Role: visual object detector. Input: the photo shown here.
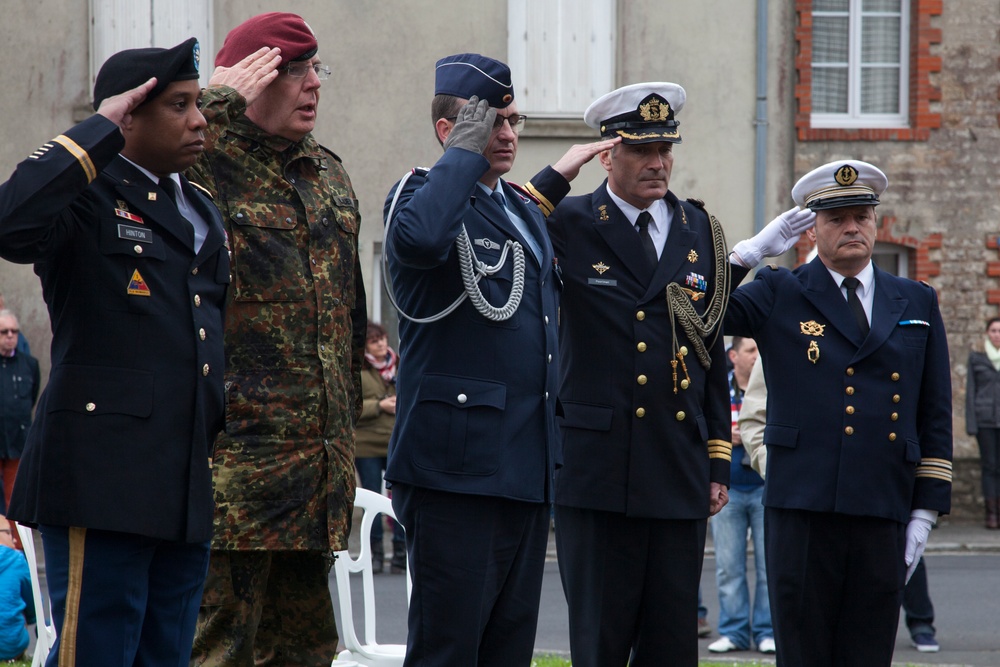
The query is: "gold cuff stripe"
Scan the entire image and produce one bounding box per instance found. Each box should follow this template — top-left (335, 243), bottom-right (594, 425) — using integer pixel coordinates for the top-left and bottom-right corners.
top-left (523, 182), bottom-right (555, 217)
top-left (60, 527), bottom-right (87, 666)
top-left (707, 439), bottom-right (733, 461)
top-left (916, 470), bottom-right (953, 482)
top-left (916, 458), bottom-right (953, 482)
top-left (52, 135), bottom-right (97, 183)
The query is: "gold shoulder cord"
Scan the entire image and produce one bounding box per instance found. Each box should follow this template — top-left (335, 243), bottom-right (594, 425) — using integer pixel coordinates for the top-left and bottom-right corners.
top-left (665, 208), bottom-right (731, 393)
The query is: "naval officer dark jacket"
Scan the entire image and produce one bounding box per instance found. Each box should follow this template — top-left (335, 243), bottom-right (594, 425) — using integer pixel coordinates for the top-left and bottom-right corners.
top-left (529, 168), bottom-right (731, 518)
top-left (383, 147), bottom-right (559, 502)
top-left (724, 258), bottom-right (952, 523)
top-left (0, 115), bottom-right (229, 543)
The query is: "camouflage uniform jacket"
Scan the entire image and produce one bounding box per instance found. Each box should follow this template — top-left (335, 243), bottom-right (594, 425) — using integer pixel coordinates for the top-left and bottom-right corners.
top-left (188, 86), bottom-right (366, 551)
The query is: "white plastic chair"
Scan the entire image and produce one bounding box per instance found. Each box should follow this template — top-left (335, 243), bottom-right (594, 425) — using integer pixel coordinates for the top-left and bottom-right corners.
top-left (15, 523), bottom-right (56, 667)
top-left (332, 488), bottom-right (409, 666)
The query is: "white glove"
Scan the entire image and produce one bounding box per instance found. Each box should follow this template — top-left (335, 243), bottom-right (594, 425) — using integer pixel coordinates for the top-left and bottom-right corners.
top-left (731, 206), bottom-right (816, 268)
top-left (904, 510), bottom-right (937, 583)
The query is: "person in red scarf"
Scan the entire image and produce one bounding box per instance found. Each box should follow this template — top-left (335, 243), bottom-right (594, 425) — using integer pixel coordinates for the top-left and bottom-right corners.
top-left (355, 321), bottom-right (405, 573)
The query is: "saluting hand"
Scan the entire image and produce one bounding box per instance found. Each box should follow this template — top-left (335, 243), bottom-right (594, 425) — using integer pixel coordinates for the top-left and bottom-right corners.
top-left (209, 46), bottom-right (282, 108)
top-left (443, 96), bottom-right (496, 155)
top-left (97, 77), bottom-right (158, 128)
top-left (551, 136), bottom-right (621, 182)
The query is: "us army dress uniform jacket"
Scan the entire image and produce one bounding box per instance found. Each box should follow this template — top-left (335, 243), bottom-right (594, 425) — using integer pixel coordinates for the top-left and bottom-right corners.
top-left (0, 115), bottom-right (229, 543)
top-left (724, 259), bottom-right (952, 523)
top-left (530, 169), bottom-right (731, 518)
top-left (383, 147), bottom-right (560, 502)
top-left (190, 87), bottom-right (366, 551)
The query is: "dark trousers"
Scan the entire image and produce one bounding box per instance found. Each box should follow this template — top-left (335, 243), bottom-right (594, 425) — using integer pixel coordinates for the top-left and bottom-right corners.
top-left (903, 557), bottom-right (935, 637)
top-left (40, 524), bottom-right (209, 667)
top-left (554, 504), bottom-right (707, 667)
top-left (765, 508), bottom-right (906, 667)
top-left (392, 484), bottom-right (549, 667)
top-left (975, 427), bottom-right (1000, 498)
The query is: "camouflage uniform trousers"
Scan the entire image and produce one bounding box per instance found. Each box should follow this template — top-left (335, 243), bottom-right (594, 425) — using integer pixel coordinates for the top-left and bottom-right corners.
top-left (190, 549), bottom-right (338, 666)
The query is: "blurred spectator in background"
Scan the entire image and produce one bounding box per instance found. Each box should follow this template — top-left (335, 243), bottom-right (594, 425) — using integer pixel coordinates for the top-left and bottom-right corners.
top-left (355, 321), bottom-right (406, 574)
top-left (0, 310), bottom-right (39, 549)
top-left (0, 522), bottom-right (33, 660)
top-left (966, 316), bottom-right (1000, 529)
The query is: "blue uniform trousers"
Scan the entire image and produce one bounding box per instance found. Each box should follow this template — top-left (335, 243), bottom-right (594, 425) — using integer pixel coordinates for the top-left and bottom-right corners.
top-left (555, 504), bottom-right (707, 667)
top-left (41, 525), bottom-right (209, 667)
top-left (764, 508), bottom-right (905, 667)
top-left (392, 484), bottom-right (549, 667)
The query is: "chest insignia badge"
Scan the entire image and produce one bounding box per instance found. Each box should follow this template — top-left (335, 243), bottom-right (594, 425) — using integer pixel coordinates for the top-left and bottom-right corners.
top-left (147, 192), bottom-right (158, 201)
top-left (687, 249), bottom-right (698, 263)
top-left (800, 320), bottom-right (826, 336)
top-left (808, 340), bottom-right (820, 364)
top-left (127, 269), bottom-right (151, 297)
top-left (592, 261), bottom-right (610, 275)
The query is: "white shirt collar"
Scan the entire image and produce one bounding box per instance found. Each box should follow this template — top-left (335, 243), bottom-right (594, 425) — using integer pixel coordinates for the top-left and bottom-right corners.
top-left (826, 260), bottom-right (875, 297)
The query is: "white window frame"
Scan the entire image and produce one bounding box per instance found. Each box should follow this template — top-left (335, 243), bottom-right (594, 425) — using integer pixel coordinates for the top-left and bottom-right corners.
top-left (872, 241), bottom-right (910, 278)
top-left (507, 0), bottom-right (616, 117)
top-left (89, 0), bottom-right (214, 96)
top-left (810, 0), bottom-right (910, 129)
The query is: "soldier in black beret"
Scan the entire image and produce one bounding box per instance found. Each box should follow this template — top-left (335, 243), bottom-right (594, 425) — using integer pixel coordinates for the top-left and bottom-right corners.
top-left (0, 38), bottom-right (229, 666)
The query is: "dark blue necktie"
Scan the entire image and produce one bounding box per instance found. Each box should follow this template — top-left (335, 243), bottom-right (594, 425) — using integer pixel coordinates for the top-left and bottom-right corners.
top-left (636, 211), bottom-right (658, 268)
top-left (842, 276), bottom-right (869, 337)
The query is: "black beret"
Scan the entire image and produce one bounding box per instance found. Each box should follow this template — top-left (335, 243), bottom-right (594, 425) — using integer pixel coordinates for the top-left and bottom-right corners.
top-left (435, 53), bottom-right (514, 109)
top-left (92, 37), bottom-right (201, 111)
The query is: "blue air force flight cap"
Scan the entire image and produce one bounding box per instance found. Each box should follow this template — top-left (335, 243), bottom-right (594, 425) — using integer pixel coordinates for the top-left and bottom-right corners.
top-left (93, 37), bottom-right (201, 110)
top-left (435, 53), bottom-right (515, 109)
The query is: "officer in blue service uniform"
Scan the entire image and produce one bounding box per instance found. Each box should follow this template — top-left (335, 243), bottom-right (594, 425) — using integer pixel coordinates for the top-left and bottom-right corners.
top-left (724, 160), bottom-right (952, 667)
top-left (383, 53), bottom-right (614, 667)
top-left (0, 39), bottom-right (228, 666)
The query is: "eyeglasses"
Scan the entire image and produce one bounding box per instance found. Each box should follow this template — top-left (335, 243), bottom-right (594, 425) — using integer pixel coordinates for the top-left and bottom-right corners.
top-left (282, 62), bottom-right (331, 81)
top-left (0, 329), bottom-right (18, 336)
top-left (446, 113), bottom-right (527, 135)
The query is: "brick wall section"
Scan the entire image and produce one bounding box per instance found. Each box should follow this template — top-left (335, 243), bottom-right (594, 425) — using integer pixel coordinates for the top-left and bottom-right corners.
top-left (789, 1), bottom-right (1000, 518)
top-left (794, 0), bottom-right (943, 142)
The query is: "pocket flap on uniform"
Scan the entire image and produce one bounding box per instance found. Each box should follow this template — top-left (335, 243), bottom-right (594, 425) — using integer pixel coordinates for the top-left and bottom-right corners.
top-left (764, 423), bottom-right (799, 449)
top-left (905, 438), bottom-right (921, 463)
top-left (230, 204), bottom-right (298, 230)
top-left (418, 374), bottom-right (506, 410)
top-left (559, 401), bottom-right (613, 432)
top-left (45, 365), bottom-right (153, 417)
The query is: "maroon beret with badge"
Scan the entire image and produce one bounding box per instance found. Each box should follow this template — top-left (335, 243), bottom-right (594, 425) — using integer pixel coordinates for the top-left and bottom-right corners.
top-left (215, 12), bottom-right (318, 68)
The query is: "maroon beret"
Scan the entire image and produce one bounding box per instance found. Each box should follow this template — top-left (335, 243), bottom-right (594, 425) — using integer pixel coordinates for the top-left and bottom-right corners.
top-left (215, 12), bottom-right (318, 68)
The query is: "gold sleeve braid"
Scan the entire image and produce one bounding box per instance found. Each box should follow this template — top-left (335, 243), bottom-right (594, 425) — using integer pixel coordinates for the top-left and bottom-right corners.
top-left (51, 135), bottom-right (98, 184)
